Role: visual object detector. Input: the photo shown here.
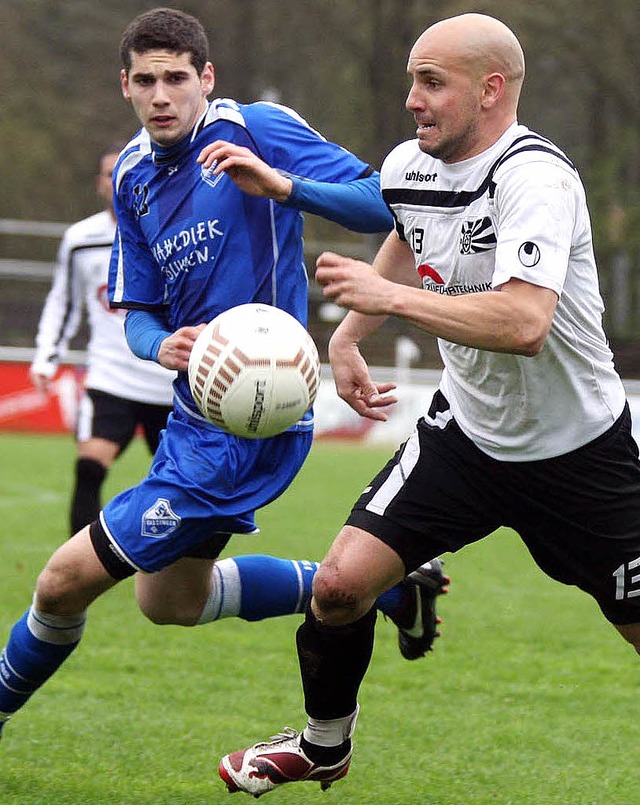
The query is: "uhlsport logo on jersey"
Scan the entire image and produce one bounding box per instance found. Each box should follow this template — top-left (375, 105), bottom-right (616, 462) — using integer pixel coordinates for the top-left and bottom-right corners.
top-left (417, 263), bottom-right (445, 290)
top-left (459, 217), bottom-right (496, 255)
top-left (141, 498), bottom-right (181, 538)
top-left (405, 169), bottom-right (438, 183)
top-left (518, 241), bottom-right (541, 267)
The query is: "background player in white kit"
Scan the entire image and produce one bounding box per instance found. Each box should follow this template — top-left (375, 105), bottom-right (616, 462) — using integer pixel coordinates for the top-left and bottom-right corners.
top-left (30, 143), bottom-right (176, 534)
top-left (219, 12), bottom-right (640, 798)
top-left (30, 144), bottom-right (175, 535)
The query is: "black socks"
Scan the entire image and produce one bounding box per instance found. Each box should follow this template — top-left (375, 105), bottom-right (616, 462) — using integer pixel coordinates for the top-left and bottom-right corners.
top-left (296, 604), bottom-right (376, 720)
top-left (70, 457), bottom-right (107, 535)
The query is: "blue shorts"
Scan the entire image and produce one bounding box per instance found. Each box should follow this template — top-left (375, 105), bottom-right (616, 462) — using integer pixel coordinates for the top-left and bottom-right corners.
top-left (99, 401), bottom-right (313, 573)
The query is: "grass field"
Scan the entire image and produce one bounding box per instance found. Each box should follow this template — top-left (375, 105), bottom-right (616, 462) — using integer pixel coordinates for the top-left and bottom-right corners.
top-left (0, 432), bottom-right (638, 805)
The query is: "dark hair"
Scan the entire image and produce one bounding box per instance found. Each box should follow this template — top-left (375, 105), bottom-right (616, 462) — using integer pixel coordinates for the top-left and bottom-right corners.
top-left (119, 7), bottom-right (209, 75)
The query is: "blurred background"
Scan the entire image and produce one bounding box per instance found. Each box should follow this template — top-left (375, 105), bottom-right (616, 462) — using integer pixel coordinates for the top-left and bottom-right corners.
top-left (2, 0), bottom-right (640, 374)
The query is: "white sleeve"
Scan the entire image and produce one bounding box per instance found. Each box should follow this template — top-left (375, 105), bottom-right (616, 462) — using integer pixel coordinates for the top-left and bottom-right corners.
top-left (491, 159), bottom-right (579, 295)
top-left (30, 229), bottom-right (84, 378)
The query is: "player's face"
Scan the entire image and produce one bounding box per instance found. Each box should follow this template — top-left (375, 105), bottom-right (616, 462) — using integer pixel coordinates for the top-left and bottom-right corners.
top-left (121, 50), bottom-right (215, 146)
top-left (405, 39), bottom-right (485, 163)
top-left (96, 153), bottom-right (118, 210)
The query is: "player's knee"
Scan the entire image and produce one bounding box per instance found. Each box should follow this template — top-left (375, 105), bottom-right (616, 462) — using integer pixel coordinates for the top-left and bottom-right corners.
top-left (311, 563), bottom-right (371, 623)
top-left (136, 593), bottom-right (199, 626)
top-left (36, 563), bottom-right (81, 614)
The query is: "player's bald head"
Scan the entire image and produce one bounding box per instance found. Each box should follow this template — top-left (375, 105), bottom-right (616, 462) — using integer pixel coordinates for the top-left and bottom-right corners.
top-left (410, 14), bottom-right (525, 101)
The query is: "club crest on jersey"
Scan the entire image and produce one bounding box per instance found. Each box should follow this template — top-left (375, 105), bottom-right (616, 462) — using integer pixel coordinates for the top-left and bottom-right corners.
top-left (200, 162), bottom-right (225, 189)
top-left (459, 217), bottom-right (496, 255)
top-left (141, 498), bottom-right (181, 538)
top-left (132, 183), bottom-right (150, 220)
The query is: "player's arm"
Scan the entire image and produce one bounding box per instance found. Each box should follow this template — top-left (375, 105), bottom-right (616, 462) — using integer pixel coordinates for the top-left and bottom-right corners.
top-left (30, 230), bottom-right (84, 392)
top-left (284, 171), bottom-right (392, 233)
top-left (317, 234), bottom-right (558, 356)
top-left (124, 310), bottom-right (205, 372)
top-left (110, 176), bottom-right (204, 372)
top-left (110, 188), bottom-right (204, 372)
top-left (197, 141), bottom-right (393, 233)
top-left (321, 232), bottom-right (418, 419)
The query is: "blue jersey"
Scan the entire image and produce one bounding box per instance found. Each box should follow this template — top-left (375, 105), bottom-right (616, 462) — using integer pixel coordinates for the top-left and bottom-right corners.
top-left (109, 98), bottom-right (372, 405)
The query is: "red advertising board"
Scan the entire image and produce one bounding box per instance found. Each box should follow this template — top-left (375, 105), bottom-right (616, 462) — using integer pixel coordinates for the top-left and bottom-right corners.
top-left (0, 362), bottom-right (83, 433)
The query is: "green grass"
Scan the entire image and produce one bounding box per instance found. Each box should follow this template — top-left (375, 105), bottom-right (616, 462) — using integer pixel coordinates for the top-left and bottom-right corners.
top-left (0, 432), bottom-right (637, 804)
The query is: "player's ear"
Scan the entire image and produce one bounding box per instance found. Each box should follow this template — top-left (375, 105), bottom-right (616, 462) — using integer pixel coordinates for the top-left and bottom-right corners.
top-left (121, 69), bottom-right (131, 101)
top-left (201, 62), bottom-right (215, 96)
top-left (481, 72), bottom-right (505, 108)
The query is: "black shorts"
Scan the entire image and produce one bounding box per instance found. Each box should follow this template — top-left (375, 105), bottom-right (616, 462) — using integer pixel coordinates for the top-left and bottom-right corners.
top-left (347, 390), bottom-right (640, 625)
top-left (76, 389), bottom-right (173, 455)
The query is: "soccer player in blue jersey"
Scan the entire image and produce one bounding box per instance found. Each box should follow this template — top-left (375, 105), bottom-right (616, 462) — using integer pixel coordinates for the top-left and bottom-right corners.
top-left (0, 7), bottom-right (447, 744)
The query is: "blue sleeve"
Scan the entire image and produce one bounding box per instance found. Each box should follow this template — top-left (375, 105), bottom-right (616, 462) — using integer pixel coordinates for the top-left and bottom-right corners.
top-left (283, 172), bottom-right (393, 233)
top-left (246, 102), bottom-right (373, 186)
top-left (124, 309), bottom-right (172, 362)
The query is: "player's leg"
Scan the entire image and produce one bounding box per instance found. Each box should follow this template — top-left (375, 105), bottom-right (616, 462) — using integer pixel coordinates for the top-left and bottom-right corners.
top-left (218, 405), bottom-right (498, 796)
top-left (512, 402), bottom-right (640, 657)
top-left (0, 526), bottom-right (120, 737)
top-left (218, 525), bottom-right (403, 797)
top-left (132, 404), bottom-right (445, 635)
top-left (71, 390), bottom-right (137, 535)
top-left (297, 526), bottom-right (404, 756)
top-left (137, 401), bottom-right (173, 454)
top-left (134, 418), bottom-right (323, 626)
top-left (71, 440), bottom-right (118, 534)
top-left (136, 551), bottom-right (320, 626)
top-left (135, 541), bottom-right (446, 638)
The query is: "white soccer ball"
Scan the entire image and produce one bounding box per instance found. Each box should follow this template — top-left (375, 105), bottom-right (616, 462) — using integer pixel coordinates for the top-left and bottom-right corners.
top-left (188, 303), bottom-right (321, 438)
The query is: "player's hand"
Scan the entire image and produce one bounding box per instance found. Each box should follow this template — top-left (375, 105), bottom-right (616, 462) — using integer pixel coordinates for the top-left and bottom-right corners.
top-left (30, 370), bottom-right (52, 394)
top-left (196, 141), bottom-right (293, 202)
top-left (157, 325), bottom-right (206, 371)
top-left (328, 335), bottom-right (397, 421)
top-left (316, 252), bottom-right (395, 316)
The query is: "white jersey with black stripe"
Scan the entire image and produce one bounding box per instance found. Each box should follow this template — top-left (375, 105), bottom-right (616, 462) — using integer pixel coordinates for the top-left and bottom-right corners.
top-left (381, 122), bottom-right (625, 460)
top-left (31, 210), bottom-right (175, 405)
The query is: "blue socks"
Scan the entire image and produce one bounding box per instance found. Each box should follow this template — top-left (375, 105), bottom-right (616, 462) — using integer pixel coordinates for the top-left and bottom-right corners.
top-left (0, 556), bottom-right (408, 734)
top-left (197, 554), bottom-right (406, 623)
top-left (0, 605), bottom-right (86, 725)
top-left (199, 555), bottom-right (320, 622)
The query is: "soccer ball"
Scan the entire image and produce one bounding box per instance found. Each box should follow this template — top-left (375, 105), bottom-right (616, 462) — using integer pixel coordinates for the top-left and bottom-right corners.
top-left (188, 303), bottom-right (321, 438)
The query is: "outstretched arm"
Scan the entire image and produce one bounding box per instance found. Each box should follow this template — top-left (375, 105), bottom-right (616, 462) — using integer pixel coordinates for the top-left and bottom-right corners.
top-left (317, 233), bottom-right (559, 356)
top-left (319, 233), bottom-right (416, 419)
top-left (197, 141), bottom-right (393, 233)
